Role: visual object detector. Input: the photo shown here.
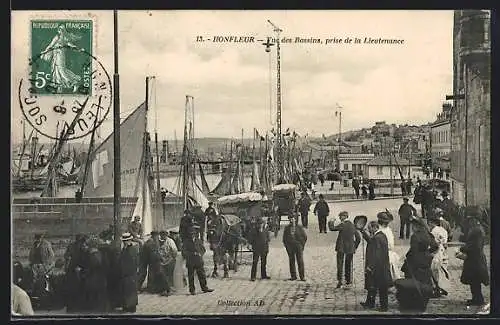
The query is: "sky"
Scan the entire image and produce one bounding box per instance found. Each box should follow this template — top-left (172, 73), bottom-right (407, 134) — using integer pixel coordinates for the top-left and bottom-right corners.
top-left (11, 10), bottom-right (454, 144)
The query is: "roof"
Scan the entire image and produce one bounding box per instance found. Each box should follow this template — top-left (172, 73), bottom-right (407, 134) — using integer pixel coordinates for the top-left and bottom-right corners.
top-left (366, 156), bottom-right (412, 166)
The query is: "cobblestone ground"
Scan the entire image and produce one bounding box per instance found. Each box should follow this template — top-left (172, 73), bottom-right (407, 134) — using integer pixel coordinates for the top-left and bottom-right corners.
top-left (135, 198), bottom-right (491, 316)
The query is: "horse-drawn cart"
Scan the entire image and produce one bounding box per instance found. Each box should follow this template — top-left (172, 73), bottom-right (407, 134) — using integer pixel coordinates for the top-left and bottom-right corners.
top-left (270, 184), bottom-right (297, 236)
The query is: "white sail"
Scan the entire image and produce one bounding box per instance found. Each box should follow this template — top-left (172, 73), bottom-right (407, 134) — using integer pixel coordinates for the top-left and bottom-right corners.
top-left (132, 173), bottom-right (153, 236)
top-left (190, 177), bottom-right (210, 211)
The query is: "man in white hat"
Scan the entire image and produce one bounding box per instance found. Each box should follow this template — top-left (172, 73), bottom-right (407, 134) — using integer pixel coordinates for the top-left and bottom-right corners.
top-left (119, 233), bottom-right (139, 313)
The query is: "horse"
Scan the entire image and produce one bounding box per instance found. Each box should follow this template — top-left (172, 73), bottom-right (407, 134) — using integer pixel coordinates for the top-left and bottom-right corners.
top-left (207, 216), bottom-right (244, 278)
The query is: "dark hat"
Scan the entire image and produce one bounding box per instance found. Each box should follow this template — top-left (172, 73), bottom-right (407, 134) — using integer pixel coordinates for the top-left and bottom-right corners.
top-left (159, 230), bottom-right (168, 237)
top-left (403, 197), bottom-right (409, 201)
top-left (150, 231), bottom-right (159, 236)
top-left (208, 201), bottom-right (214, 205)
top-left (353, 215), bottom-right (368, 230)
top-left (441, 191), bottom-right (448, 197)
top-left (318, 194), bottom-right (324, 199)
top-left (377, 212), bottom-right (392, 223)
top-left (339, 211), bottom-right (349, 218)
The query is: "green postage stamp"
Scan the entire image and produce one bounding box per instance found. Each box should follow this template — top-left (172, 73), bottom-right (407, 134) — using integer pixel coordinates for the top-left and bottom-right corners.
top-left (31, 20), bottom-right (93, 95)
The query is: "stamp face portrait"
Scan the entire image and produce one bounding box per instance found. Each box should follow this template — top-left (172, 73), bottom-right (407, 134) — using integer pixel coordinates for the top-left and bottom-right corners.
top-left (30, 20), bottom-right (93, 96)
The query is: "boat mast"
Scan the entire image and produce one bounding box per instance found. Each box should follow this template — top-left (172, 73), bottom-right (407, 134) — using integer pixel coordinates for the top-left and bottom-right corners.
top-left (113, 9), bottom-right (121, 245)
top-left (151, 76), bottom-right (162, 224)
top-left (80, 110), bottom-right (99, 196)
top-left (268, 20), bottom-right (283, 184)
top-left (181, 95), bottom-right (190, 210)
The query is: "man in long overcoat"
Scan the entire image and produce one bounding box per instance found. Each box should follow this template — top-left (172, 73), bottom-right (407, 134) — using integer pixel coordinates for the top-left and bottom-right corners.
top-left (331, 211), bottom-right (361, 288)
top-left (81, 236), bottom-right (109, 313)
top-left (282, 214), bottom-right (307, 281)
top-left (119, 233), bottom-right (139, 313)
top-left (29, 233), bottom-right (55, 277)
top-left (182, 225), bottom-right (214, 295)
top-left (359, 220), bottom-right (392, 311)
top-left (459, 215), bottom-right (489, 306)
top-left (137, 231), bottom-right (160, 292)
top-left (249, 217), bottom-right (271, 281)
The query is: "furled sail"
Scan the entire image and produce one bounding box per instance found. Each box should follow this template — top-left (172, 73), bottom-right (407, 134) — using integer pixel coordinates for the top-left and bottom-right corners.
top-left (83, 102), bottom-right (146, 197)
top-left (212, 164), bottom-right (232, 195)
top-left (231, 161), bottom-right (242, 194)
top-left (250, 160), bottom-right (261, 191)
top-left (198, 162), bottom-right (211, 194)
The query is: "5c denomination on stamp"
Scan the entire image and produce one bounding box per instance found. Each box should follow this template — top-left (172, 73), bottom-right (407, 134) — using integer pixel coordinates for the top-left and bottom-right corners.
top-left (31, 20), bottom-right (93, 96)
top-left (20, 43), bottom-right (112, 141)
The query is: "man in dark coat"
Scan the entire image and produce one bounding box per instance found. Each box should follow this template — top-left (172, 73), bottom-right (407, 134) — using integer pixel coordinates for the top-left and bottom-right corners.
top-left (137, 231), bottom-right (160, 292)
top-left (249, 217), bottom-right (271, 281)
top-left (313, 194), bottom-right (329, 233)
top-left (331, 211), bottom-right (361, 288)
top-left (128, 216), bottom-right (143, 241)
top-left (204, 202), bottom-right (218, 232)
top-left (182, 225), bottom-right (214, 295)
top-left (421, 186), bottom-right (435, 219)
top-left (180, 210), bottom-right (194, 244)
top-left (459, 215), bottom-right (490, 306)
top-left (119, 233), bottom-right (139, 313)
top-left (405, 178), bottom-right (413, 196)
top-left (282, 214), bottom-right (307, 281)
top-left (399, 215), bottom-right (438, 312)
top-left (398, 197), bottom-right (417, 239)
top-left (81, 236), bottom-right (109, 313)
top-left (297, 191), bottom-right (311, 228)
top-left (191, 205), bottom-right (207, 243)
top-left (352, 178), bottom-right (360, 198)
top-left (368, 180), bottom-right (375, 200)
top-left (359, 220), bottom-right (392, 311)
top-left (64, 234), bottom-right (87, 313)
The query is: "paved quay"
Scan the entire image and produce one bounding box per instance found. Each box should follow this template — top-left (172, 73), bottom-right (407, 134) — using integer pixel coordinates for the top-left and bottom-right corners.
top-left (135, 198), bottom-right (490, 316)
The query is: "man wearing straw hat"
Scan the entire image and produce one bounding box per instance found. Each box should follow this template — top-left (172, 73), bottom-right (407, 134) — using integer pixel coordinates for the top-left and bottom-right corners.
top-left (119, 232), bottom-right (139, 313)
top-left (331, 211), bottom-right (361, 289)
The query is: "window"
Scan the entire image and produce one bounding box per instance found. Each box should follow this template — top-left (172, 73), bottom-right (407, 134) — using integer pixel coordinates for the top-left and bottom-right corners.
top-left (344, 163), bottom-right (349, 171)
top-left (377, 166), bottom-right (383, 175)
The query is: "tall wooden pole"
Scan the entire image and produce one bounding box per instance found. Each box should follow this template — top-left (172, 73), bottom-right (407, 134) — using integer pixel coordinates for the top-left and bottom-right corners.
top-left (113, 10), bottom-right (121, 245)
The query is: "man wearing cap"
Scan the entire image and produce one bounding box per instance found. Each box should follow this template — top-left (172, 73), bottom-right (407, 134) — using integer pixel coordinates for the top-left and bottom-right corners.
top-left (331, 211), bottom-right (361, 288)
top-left (249, 217), bottom-right (271, 281)
top-left (297, 191), bottom-right (311, 228)
top-left (119, 233), bottom-right (139, 313)
top-left (398, 197), bottom-right (417, 240)
top-left (313, 194), bottom-right (329, 233)
top-left (182, 225), bottom-right (214, 295)
top-left (157, 231), bottom-right (178, 296)
top-left (283, 213), bottom-right (307, 281)
top-left (137, 231), bottom-right (160, 292)
top-left (205, 202), bottom-right (218, 230)
top-left (28, 233), bottom-right (55, 294)
top-left (128, 216), bottom-right (143, 239)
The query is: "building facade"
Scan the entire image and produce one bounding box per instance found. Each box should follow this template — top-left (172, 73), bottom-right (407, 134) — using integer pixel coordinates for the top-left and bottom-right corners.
top-left (450, 10), bottom-right (490, 207)
top-left (338, 153), bottom-right (375, 177)
top-left (430, 103), bottom-right (452, 158)
top-left (363, 156), bottom-right (419, 181)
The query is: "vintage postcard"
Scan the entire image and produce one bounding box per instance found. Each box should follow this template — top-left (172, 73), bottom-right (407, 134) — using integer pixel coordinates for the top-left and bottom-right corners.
top-left (11, 10), bottom-right (491, 317)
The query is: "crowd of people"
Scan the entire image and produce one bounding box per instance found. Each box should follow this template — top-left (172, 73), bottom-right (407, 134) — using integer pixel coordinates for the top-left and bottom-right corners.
top-left (13, 185), bottom-right (489, 315)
